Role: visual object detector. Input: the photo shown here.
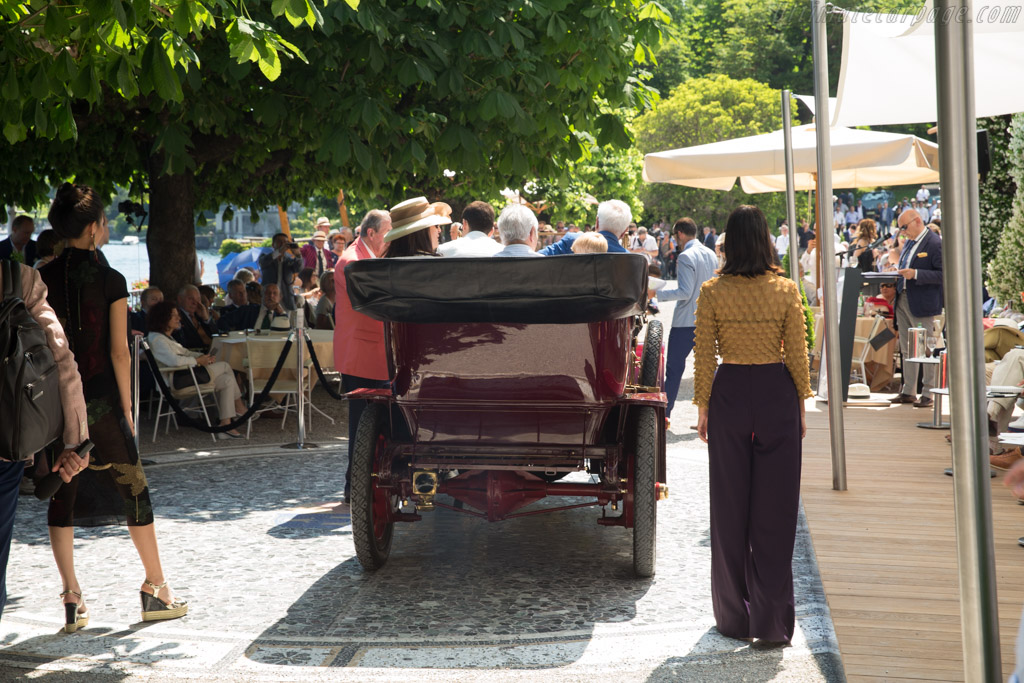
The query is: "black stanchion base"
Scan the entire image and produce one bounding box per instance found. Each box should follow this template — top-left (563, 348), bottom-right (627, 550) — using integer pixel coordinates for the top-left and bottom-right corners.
top-left (281, 442), bottom-right (320, 450)
top-left (918, 422), bottom-right (951, 429)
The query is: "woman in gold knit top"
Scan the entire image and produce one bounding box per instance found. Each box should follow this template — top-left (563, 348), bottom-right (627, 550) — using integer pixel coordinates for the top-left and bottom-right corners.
top-left (693, 205), bottom-right (813, 648)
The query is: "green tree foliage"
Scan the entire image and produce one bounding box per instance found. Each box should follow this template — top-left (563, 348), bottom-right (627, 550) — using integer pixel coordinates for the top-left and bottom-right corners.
top-left (646, 36), bottom-right (691, 97)
top-left (987, 114), bottom-right (1024, 307)
top-left (668, 0), bottom-right (921, 94)
top-left (979, 115), bottom-right (1016, 271)
top-left (0, 0), bottom-right (669, 296)
top-left (634, 75), bottom-right (792, 227)
top-left (218, 238), bottom-right (247, 258)
top-left (519, 143), bottom-right (645, 225)
top-left (781, 249), bottom-right (815, 350)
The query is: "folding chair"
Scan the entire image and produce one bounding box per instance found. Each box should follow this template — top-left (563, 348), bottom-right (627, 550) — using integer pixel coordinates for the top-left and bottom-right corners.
top-left (851, 315), bottom-right (886, 385)
top-left (152, 364), bottom-right (218, 443)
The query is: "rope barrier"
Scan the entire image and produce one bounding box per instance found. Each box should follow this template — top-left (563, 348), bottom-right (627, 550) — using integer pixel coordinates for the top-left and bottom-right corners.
top-left (141, 336), bottom-right (295, 433)
top-left (303, 333), bottom-right (347, 401)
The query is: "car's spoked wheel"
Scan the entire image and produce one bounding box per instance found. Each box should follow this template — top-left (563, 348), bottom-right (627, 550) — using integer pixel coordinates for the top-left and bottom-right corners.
top-left (630, 406), bottom-right (658, 578)
top-left (351, 403), bottom-right (399, 570)
top-left (639, 319), bottom-right (663, 388)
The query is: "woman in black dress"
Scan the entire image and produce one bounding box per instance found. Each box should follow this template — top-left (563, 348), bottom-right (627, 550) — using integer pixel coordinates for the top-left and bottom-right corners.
top-left (41, 183), bottom-right (187, 632)
top-left (851, 218), bottom-right (878, 272)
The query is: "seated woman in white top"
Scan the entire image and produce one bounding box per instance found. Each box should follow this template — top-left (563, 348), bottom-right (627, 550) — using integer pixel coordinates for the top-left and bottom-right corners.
top-left (146, 300), bottom-right (245, 439)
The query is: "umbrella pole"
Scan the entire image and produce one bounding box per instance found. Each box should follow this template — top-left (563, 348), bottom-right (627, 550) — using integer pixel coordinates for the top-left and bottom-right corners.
top-left (814, 175), bottom-right (821, 304)
top-left (812, 0), bottom-right (848, 491)
top-left (782, 89), bottom-right (800, 283)
top-left (277, 205), bottom-right (291, 239)
top-left (934, 1), bottom-right (1001, 678)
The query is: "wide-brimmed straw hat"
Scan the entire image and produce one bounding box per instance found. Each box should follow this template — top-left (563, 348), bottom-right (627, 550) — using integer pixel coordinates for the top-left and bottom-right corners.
top-left (311, 231), bottom-right (327, 241)
top-left (385, 197), bottom-right (452, 243)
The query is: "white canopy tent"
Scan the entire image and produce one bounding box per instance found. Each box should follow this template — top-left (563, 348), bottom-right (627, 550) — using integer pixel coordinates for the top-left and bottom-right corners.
top-left (831, 0), bottom-right (1024, 127)
top-left (642, 124), bottom-right (939, 192)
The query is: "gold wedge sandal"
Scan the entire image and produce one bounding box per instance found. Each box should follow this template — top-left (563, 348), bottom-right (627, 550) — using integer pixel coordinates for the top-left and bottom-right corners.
top-left (140, 580), bottom-right (188, 622)
top-left (60, 590), bottom-right (88, 633)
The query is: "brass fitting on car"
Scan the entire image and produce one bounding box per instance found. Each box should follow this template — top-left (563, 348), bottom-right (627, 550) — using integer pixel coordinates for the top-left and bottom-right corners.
top-left (656, 483), bottom-right (669, 501)
top-left (413, 471), bottom-right (438, 511)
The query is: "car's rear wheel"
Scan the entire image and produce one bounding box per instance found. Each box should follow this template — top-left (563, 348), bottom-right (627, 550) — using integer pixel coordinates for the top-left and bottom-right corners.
top-left (351, 403), bottom-right (399, 571)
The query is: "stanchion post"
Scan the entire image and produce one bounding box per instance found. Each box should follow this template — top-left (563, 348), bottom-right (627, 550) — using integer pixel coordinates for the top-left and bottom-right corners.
top-left (811, 0), bottom-right (847, 491)
top-left (282, 309), bottom-right (318, 450)
top-left (132, 332), bottom-right (141, 451)
top-left (934, 0), bottom-right (1001, 678)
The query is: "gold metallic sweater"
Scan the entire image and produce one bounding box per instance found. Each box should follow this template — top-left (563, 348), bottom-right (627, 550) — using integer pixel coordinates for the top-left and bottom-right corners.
top-left (692, 272), bottom-right (814, 408)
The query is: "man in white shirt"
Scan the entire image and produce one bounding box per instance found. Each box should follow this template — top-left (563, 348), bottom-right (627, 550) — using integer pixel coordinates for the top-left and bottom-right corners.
top-left (833, 206), bottom-right (845, 230)
top-left (916, 185), bottom-right (930, 202)
top-left (493, 204), bottom-right (543, 257)
top-left (437, 201), bottom-right (502, 257)
top-left (775, 224), bottom-right (790, 257)
top-left (629, 226), bottom-right (658, 262)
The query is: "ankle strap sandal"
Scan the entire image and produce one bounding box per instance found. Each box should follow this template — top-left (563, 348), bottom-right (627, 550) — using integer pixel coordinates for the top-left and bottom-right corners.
top-left (59, 590), bottom-right (88, 634)
top-left (140, 580), bottom-right (189, 622)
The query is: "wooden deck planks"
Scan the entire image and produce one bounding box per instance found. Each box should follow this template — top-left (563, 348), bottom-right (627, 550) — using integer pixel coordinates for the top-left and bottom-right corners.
top-left (801, 400), bottom-right (1024, 681)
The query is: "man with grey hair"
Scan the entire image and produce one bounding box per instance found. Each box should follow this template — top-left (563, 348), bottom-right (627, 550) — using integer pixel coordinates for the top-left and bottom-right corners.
top-left (217, 279), bottom-right (260, 332)
top-left (539, 199), bottom-right (631, 255)
top-left (173, 284), bottom-right (216, 350)
top-left (334, 208), bottom-right (393, 503)
top-left (493, 204), bottom-right (542, 257)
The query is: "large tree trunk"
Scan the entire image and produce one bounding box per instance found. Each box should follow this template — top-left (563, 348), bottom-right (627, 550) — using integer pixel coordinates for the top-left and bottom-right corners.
top-left (148, 169), bottom-right (197, 300)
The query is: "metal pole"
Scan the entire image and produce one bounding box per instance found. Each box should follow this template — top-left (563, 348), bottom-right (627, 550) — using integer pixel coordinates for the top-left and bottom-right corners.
top-left (811, 0), bottom-right (847, 491)
top-left (282, 309), bottom-right (318, 450)
top-left (782, 89), bottom-right (800, 283)
top-left (132, 332), bottom-right (141, 451)
top-left (934, 1), bottom-right (1001, 678)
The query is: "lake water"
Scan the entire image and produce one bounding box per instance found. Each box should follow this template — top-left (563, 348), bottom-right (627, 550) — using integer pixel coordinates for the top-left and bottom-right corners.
top-left (102, 242), bottom-right (223, 288)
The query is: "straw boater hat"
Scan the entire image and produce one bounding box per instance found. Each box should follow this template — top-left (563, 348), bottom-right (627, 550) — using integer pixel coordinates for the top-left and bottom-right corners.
top-left (311, 230), bottom-right (328, 241)
top-left (315, 216), bottom-right (332, 229)
top-left (384, 197), bottom-right (452, 243)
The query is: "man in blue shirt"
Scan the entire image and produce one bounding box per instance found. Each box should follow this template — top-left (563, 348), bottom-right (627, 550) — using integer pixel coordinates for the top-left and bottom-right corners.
top-left (657, 217), bottom-right (719, 416)
top-left (538, 200), bottom-right (631, 255)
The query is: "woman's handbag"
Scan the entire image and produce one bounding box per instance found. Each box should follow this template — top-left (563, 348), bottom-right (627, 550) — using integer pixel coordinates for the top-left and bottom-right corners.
top-left (172, 366), bottom-right (210, 390)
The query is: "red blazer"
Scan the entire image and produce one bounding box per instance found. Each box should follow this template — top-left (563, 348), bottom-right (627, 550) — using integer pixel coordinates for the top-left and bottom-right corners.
top-left (300, 242), bottom-right (338, 272)
top-left (333, 240), bottom-right (388, 380)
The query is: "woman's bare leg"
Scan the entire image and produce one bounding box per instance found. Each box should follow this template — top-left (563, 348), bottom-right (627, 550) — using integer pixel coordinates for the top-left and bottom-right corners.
top-left (49, 526), bottom-right (86, 612)
top-left (128, 524), bottom-right (176, 603)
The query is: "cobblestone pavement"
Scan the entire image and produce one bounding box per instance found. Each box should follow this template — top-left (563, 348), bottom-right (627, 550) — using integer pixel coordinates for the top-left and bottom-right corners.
top-left (0, 306), bottom-right (844, 683)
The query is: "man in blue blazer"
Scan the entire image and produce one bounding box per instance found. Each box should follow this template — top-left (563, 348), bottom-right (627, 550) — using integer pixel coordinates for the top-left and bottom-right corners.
top-left (0, 216), bottom-right (37, 266)
top-left (538, 200), bottom-right (631, 255)
top-left (891, 209), bottom-right (943, 407)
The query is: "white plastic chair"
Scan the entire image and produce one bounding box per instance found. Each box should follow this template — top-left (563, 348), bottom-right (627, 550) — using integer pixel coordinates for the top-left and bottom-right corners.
top-left (245, 338), bottom-right (315, 437)
top-left (152, 364), bottom-right (218, 443)
top-left (851, 315), bottom-right (886, 385)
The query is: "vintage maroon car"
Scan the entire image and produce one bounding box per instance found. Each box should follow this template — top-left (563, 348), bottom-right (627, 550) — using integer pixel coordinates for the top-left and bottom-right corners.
top-left (344, 254), bottom-right (667, 577)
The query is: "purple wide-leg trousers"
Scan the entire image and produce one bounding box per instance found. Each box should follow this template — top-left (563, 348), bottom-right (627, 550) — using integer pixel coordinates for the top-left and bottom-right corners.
top-left (708, 363), bottom-right (802, 642)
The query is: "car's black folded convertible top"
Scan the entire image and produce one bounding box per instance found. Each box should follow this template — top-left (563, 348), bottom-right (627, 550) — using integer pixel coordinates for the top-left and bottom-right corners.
top-left (345, 253), bottom-right (649, 324)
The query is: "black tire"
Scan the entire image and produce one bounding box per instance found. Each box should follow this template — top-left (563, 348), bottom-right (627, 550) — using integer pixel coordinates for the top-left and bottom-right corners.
top-left (350, 402), bottom-right (396, 571)
top-left (632, 406), bottom-right (658, 578)
top-left (639, 320), bottom-right (663, 389)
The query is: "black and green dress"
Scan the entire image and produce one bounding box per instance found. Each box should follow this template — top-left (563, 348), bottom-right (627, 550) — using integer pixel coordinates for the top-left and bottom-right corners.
top-left (39, 247), bottom-right (153, 527)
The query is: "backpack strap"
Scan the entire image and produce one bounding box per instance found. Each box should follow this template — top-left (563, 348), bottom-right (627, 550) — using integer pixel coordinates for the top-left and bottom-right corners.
top-left (2, 259), bottom-right (22, 301)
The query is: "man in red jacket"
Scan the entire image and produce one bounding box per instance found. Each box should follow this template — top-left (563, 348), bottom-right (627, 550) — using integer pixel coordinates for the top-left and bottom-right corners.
top-left (333, 209), bottom-right (392, 502)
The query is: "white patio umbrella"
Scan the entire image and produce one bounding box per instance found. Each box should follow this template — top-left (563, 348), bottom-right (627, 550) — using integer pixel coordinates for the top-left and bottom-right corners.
top-left (830, 1), bottom-right (1024, 127)
top-left (642, 124), bottom-right (939, 192)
